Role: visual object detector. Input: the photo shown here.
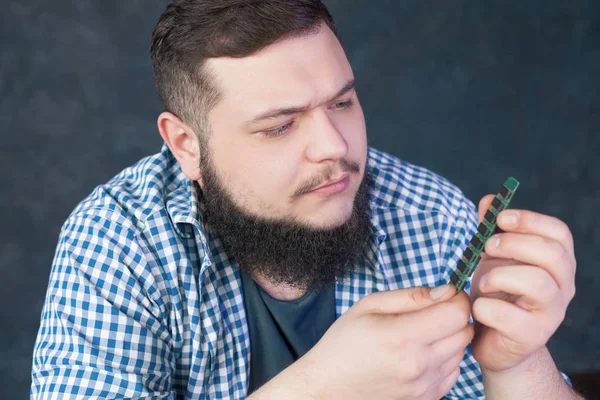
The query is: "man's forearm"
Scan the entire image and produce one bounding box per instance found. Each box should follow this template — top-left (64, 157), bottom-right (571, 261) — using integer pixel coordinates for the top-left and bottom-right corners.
top-left (247, 354), bottom-right (328, 400)
top-left (482, 346), bottom-right (583, 400)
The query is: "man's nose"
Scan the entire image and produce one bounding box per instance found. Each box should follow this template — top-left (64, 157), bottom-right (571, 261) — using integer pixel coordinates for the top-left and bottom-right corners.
top-left (304, 108), bottom-right (349, 163)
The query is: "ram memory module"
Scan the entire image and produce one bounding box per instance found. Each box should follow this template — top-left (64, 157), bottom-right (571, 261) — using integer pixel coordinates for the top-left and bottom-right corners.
top-left (449, 177), bottom-right (520, 292)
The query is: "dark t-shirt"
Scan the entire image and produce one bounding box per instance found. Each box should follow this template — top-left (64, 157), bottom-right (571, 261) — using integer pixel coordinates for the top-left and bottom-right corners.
top-left (240, 269), bottom-right (336, 395)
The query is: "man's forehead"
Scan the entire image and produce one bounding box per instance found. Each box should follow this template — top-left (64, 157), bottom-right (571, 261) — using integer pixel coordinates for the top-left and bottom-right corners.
top-left (243, 78), bottom-right (356, 128)
top-left (206, 31), bottom-right (353, 125)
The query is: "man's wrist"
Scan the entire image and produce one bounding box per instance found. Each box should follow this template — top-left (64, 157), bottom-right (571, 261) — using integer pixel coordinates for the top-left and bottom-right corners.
top-left (248, 352), bottom-right (330, 399)
top-left (480, 346), bottom-right (542, 380)
top-left (481, 347), bottom-right (582, 400)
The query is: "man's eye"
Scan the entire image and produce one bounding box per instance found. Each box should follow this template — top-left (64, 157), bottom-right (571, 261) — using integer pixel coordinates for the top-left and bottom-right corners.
top-left (332, 99), bottom-right (353, 110)
top-left (262, 120), bottom-right (294, 138)
top-left (259, 101), bottom-right (352, 139)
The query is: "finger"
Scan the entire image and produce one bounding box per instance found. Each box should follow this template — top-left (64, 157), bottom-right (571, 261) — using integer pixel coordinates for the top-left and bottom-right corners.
top-left (396, 292), bottom-right (471, 344)
top-left (436, 367), bottom-right (461, 399)
top-left (484, 232), bottom-right (574, 291)
top-left (414, 353), bottom-right (462, 400)
top-left (420, 355), bottom-right (462, 400)
top-left (477, 194), bottom-right (496, 224)
top-left (472, 297), bottom-right (548, 346)
top-left (495, 209), bottom-right (574, 254)
top-left (478, 265), bottom-right (560, 310)
top-left (355, 284), bottom-right (456, 315)
top-left (438, 353), bottom-right (464, 384)
top-left (429, 324), bottom-right (474, 363)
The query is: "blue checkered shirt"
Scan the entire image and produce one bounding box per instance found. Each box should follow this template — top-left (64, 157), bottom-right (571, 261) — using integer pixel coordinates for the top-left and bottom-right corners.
top-left (32, 144), bottom-right (487, 399)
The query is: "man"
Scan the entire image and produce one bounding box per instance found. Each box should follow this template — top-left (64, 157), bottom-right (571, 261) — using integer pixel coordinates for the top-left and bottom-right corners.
top-left (31, 1), bottom-right (582, 399)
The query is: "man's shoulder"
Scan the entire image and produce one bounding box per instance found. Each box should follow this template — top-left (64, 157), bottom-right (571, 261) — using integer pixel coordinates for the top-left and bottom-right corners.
top-left (67, 144), bottom-right (185, 232)
top-left (367, 147), bottom-right (475, 218)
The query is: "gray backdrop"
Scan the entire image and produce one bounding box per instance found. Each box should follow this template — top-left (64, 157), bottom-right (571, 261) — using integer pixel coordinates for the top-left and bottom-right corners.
top-left (2, 0), bottom-right (598, 398)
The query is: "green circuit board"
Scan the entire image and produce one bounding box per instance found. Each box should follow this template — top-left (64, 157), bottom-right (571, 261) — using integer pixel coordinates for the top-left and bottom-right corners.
top-left (449, 177), bottom-right (520, 292)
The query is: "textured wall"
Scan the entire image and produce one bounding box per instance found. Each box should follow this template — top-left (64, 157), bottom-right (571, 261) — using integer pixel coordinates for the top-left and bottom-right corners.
top-left (1, 1), bottom-right (598, 398)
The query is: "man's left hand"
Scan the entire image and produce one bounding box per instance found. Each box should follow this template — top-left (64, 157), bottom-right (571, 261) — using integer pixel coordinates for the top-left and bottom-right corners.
top-left (469, 194), bottom-right (577, 373)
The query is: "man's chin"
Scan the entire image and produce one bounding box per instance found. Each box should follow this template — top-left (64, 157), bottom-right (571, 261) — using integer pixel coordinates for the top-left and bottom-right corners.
top-left (282, 210), bottom-right (351, 231)
top-left (294, 201), bottom-right (356, 229)
top-left (310, 215), bottom-right (353, 231)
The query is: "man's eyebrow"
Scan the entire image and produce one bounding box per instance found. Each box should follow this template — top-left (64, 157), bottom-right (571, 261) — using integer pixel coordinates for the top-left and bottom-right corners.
top-left (246, 79), bottom-right (356, 126)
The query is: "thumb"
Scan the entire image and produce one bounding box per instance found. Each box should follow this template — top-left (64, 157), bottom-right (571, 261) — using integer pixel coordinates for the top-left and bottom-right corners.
top-left (354, 284), bottom-right (456, 315)
top-left (478, 194), bottom-right (496, 224)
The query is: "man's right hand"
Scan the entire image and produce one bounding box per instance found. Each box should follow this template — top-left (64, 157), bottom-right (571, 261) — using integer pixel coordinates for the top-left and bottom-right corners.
top-left (309, 284), bottom-right (473, 399)
top-left (252, 284), bottom-right (473, 400)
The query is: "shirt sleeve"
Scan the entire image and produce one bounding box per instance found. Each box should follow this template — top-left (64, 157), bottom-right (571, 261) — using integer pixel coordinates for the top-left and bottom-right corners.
top-left (31, 214), bottom-right (177, 399)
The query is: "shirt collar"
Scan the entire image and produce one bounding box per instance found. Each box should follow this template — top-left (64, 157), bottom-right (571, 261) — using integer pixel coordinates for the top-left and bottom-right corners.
top-left (161, 143), bottom-right (207, 237)
top-left (362, 206), bottom-right (388, 271)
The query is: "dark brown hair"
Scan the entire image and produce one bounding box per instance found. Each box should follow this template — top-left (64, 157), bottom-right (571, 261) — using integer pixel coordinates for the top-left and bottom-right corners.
top-left (150, 0), bottom-right (340, 141)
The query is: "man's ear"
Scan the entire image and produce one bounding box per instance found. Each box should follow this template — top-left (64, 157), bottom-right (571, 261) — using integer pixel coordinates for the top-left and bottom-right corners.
top-left (157, 112), bottom-right (203, 181)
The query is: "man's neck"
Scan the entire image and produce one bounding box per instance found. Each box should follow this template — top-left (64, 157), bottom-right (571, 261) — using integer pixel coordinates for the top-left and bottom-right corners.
top-left (249, 272), bottom-right (308, 301)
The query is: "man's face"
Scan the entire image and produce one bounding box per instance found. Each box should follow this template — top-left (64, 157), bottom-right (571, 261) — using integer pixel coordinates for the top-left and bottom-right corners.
top-left (204, 25), bottom-right (367, 229)
top-left (190, 25), bottom-right (372, 290)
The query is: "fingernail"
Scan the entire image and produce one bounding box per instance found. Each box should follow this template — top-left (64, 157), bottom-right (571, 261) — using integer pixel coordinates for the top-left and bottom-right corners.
top-left (499, 210), bottom-right (519, 227)
top-left (479, 274), bottom-right (488, 290)
top-left (488, 235), bottom-right (500, 249)
top-left (430, 284), bottom-right (450, 300)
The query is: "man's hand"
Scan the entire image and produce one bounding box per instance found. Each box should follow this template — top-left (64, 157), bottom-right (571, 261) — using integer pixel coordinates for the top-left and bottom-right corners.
top-left (278, 285), bottom-right (473, 400)
top-left (470, 194), bottom-right (577, 373)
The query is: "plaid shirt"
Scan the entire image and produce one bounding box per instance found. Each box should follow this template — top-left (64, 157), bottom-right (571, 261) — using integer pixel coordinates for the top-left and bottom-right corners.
top-left (31, 144), bottom-right (487, 399)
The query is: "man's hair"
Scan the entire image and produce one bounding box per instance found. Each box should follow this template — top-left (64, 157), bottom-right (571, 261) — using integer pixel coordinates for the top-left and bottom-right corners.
top-left (150, 0), bottom-right (340, 141)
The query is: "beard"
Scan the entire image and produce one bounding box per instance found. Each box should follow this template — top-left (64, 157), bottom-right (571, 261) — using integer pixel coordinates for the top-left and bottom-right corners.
top-left (198, 151), bottom-right (373, 292)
